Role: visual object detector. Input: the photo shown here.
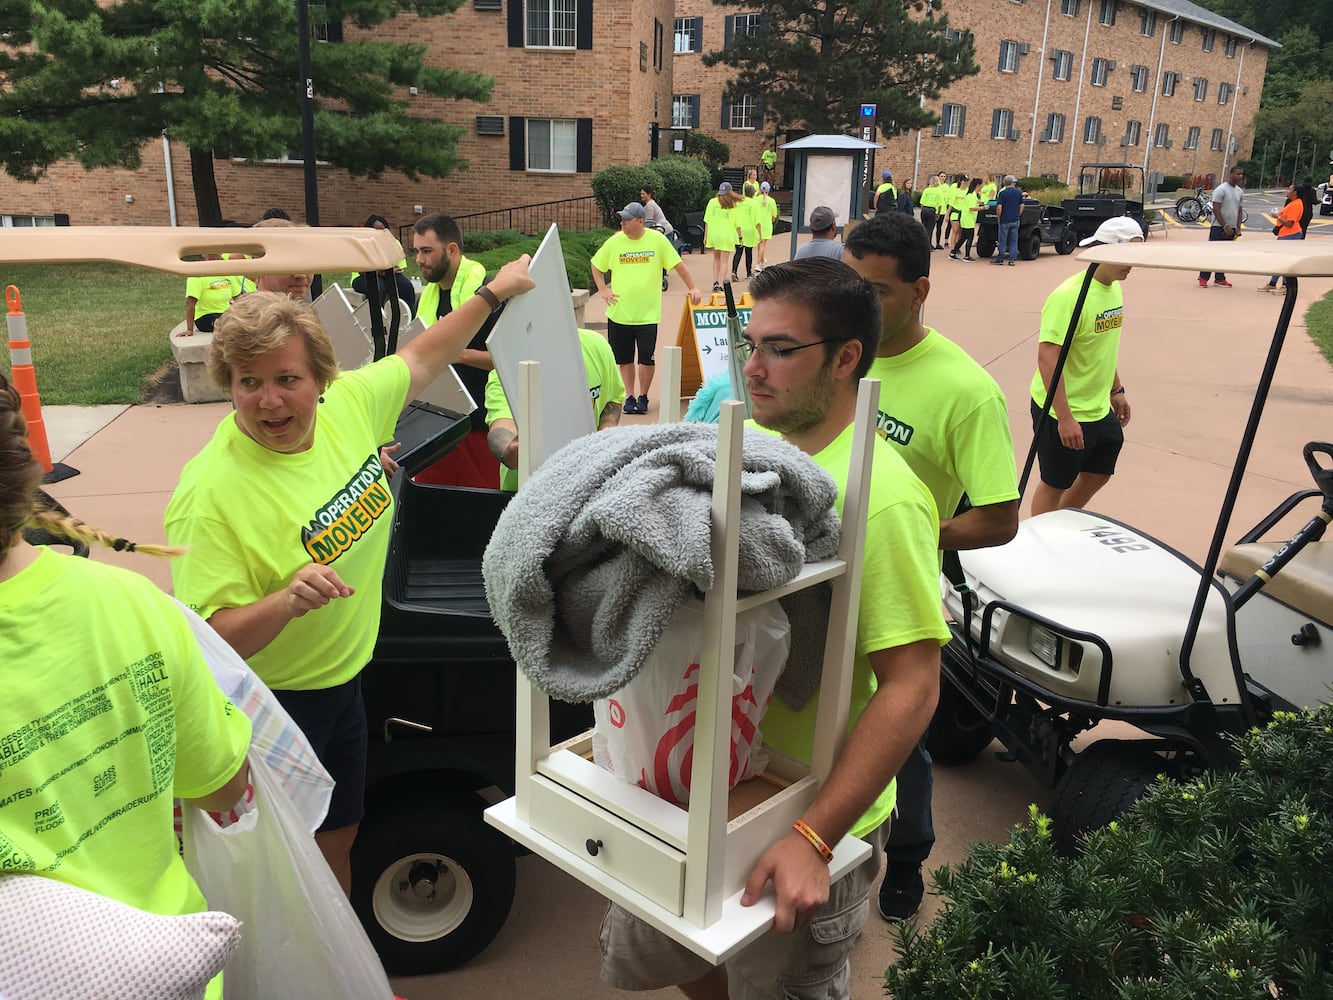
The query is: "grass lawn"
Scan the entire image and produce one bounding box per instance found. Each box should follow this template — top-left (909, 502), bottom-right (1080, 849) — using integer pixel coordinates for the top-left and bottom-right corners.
top-left (1307, 287), bottom-right (1333, 367)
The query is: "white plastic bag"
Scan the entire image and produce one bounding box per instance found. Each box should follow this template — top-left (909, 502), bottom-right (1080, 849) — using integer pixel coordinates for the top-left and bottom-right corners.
top-left (181, 759), bottom-right (395, 1000)
top-left (592, 603), bottom-right (789, 804)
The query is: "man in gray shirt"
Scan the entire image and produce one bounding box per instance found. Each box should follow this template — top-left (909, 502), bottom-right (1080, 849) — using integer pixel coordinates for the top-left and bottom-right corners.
top-left (1198, 165), bottom-right (1245, 288)
top-left (793, 205), bottom-right (845, 261)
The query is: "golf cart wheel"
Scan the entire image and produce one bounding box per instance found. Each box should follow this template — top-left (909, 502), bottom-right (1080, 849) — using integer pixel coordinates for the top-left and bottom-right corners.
top-left (1048, 740), bottom-right (1163, 857)
top-left (976, 234), bottom-right (996, 258)
top-left (1056, 228), bottom-right (1077, 255)
top-left (1020, 229), bottom-right (1042, 261)
top-left (925, 678), bottom-right (997, 764)
top-left (351, 796), bottom-right (515, 975)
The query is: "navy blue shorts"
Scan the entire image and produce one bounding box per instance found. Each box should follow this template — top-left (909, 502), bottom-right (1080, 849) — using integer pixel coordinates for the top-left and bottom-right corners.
top-left (1030, 399), bottom-right (1123, 490)
top-left (273, 673), bottom-right (367, 831)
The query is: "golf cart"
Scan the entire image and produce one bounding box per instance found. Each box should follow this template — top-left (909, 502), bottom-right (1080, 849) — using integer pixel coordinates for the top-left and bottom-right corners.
top-left (931, 241), bottom-right (1333, 855)
top-left (976, 197), bottom-right (1076, 261)
top-left (0, 226), bottom-right (591, 975)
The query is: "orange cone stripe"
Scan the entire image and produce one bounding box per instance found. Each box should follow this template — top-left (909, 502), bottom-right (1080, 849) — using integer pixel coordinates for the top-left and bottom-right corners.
top-left (6, 284), bottom-right (54, 474)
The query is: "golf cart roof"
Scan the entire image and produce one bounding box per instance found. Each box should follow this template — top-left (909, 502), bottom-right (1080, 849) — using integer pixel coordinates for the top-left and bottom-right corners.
top-left (1081, 240), bottom-right (1333, 277)
top-left (0, 225), bottom-right (403, 276)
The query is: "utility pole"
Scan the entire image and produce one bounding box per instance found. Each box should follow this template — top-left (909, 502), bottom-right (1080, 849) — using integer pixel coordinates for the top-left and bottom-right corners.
top-left (296, 0), bottom-right (322, 297)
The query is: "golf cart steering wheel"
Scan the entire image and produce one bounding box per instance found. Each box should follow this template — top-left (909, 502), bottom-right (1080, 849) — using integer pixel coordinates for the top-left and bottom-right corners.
top-left (1302, 442), bottom-right (1333, 502)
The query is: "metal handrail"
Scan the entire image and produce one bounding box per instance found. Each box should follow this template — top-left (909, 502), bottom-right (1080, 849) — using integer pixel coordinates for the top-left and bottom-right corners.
top-left (397, 195), bottom-right (605, 246)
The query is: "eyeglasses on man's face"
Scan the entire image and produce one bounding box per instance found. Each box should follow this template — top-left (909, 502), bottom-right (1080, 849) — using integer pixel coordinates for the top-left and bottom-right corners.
top-left (735, 337), bottom-right (840, 363)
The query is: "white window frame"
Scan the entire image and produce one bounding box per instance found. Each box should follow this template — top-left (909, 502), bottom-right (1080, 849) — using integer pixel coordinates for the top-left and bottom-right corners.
top-left (1091, 58), bottom-right (1110, 86)
top-left (1217, 82), bottom-right (1233, 105)
top-left (938, 102), bottom-right (964, 137)
top-left (1169, 19), bottom-right (1184, 43)
top-left (1083, 116), bottom-right (1102, 144)
top-left (733, 13), bottom-right (762, 38)
top-left (1210, 127), bottom-right (1224, 151)
top-left (1140, 10), bottom-right (1156, 35)
top-left (728, 94), bottom-right (758, 130)
top-left (1224, 35), bottom-right (1237, 57)
top-left (991, 108), bottom-right (1015, 139)
top-left (671, 95), bottom-right (696, 129)
top-left (1, 215), bottom-right (57, 227)
top-left (1052, 49), bottom-right (1073, 80)
top-left (526, 117), bottom-right (577, 171)
top-left (1098, 0), bottom-right (1116, 25)
top-left (1125, 120), bottom-right (1141, 145)
top-left (999, 40), bottom-right (1019, 73)
top-left (1131, 64), bottom-right (1148, 92)
top-left (1185, 126), bottom-right (1201, 149)
top-left (1202, 28), bottom-right (1215, 52)
top-left (673, 16), bottom-right (697, 53)
top-left (1060, 0), bottom-right (1080, 16)
top-left (1153, 123), bottom-right (1170, 147)
top-left (1193, 77), bottom-right (1208, 102)
top-left (525, 0), bottom-right (577, 48)
top-left (1044, 112), bottom-right (1066, 143)
top-left (1162, 72), bottom-right (1178, 97)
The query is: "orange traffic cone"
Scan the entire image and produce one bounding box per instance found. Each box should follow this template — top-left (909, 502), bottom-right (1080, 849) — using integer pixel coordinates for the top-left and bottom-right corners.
top-left (7, 285), bottom-right (77, 483)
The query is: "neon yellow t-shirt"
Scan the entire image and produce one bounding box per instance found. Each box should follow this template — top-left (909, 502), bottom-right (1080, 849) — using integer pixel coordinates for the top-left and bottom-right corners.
top-left (919, 184), bottom-right (943, 210)
top-left (1029, 271), bottom-right (1124, 422)
top-left (484, 329), bottom-right (626, 492)
top-left (757, 422), bottom-right (950, 838)
top-left (868, 328), bottom-right (1019, 528)
top-left (703, 197), bottom-right (739, 251)
top-left (756, 194), bottom-right (779, 239)
top-left (185, 275), bottom-right (240, 317)
top-left (0, 548), bottom-right (251, 935)
top-left (980, 181), bottom-right (998, 205)
top-left (736, 198), bottom-right (761, 248)
top-left (590, 229), bottom-right (682, 325)
top-left (165, 356), bottom-right (411, 691)
top-left (958, 192), bottom-right (981, 230)
top-left (416, 256), bottom-right (487, 325)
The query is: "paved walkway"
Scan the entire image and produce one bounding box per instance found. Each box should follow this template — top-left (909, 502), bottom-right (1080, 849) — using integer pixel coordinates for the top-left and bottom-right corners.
top-left (36, 222), bottom-right (1333, 998)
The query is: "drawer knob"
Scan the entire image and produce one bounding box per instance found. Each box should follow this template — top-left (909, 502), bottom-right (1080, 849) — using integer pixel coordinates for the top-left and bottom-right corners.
top-left (585, 838), bottom-right (604, 858)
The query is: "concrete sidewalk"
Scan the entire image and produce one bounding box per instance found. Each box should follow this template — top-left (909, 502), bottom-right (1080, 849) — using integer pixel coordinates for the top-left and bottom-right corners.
top-left (36, 224), bottom-right (1333, 998)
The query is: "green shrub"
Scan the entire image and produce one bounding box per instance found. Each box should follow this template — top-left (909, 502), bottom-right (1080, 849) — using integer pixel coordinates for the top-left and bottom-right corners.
top-left (462, 229), bottom-right (528, 253)
top-left (590, 165), bottom-right (663, 228)
top-left (1016, 176), bottom-right (1065, 191)
top-left (468, 228), bottom-right (614, 291)
top-left (1027, 186), bottom-right (1073, 206)
top-left (644, 154), bottom-right (713, 230)
top-left (1160, 175), bottom-right (1185, 192)
top-left (886, 706), bottom-right (1333, 999)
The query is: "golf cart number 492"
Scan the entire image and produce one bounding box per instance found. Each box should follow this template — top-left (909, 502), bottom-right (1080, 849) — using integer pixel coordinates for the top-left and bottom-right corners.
top-left (929, 240), bottom-right (1333, 857)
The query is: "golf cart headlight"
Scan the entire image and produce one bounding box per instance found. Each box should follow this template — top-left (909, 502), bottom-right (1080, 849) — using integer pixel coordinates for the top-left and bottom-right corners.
top-left (1029, 624), bottom-right (1061, 667)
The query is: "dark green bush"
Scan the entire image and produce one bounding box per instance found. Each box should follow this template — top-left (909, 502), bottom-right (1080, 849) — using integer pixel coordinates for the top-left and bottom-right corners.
top-left (590, 165), bottom-right (664, 229)
top-left (644, 154), bottom-right (713, 231)
top-left (461, 229), bottom-right (528, 253)
top-left (885, 706), bottom-right (1333, 999)
top-left (468, 228), bottom-right (614, 291)
top-left (1016, 176), bottom-right (1065, 191)
top-left (1160, 175), bottom-right (1185, 192)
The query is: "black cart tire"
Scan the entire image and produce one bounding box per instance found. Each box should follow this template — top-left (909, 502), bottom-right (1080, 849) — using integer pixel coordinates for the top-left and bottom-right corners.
top-left (925, 677), bottom-right (997, 765)
top-left (1021, 229), bottom-right (1042, 260)
top-left (1056, 228), bottom-right (1077, 255)
top-left (1048, 740), bottom-right (1163, 857)
top-left (351, 797), bottom-right (515, 975)
top-left (976, 233), bottom-right (996, 258)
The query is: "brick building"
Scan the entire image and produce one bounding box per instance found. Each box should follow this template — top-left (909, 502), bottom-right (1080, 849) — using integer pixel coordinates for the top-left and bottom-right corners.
top-left (0, 0), bottom-right (1274, 229)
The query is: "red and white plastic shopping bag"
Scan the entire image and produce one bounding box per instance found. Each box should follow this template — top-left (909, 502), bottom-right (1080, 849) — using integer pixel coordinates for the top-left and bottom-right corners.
top-left (592, 603), bottom-right (789, 804)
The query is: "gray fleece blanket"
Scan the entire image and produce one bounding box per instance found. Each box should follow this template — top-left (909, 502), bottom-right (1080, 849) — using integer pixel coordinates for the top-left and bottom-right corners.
top-left (482, 422), bottom-right (840, 703)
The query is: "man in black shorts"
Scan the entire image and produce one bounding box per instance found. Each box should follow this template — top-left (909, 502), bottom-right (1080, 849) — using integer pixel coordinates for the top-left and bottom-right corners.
top-left (1029, 216), bottom-right (1141, 514)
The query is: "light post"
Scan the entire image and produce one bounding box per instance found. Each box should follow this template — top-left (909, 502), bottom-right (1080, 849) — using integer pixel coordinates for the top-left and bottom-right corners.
top-left (296, 0), bottom-right (321, 296)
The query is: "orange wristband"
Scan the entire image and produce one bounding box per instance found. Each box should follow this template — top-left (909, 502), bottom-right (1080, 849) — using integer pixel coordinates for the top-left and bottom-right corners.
top-left (792, 820), bottom-right (834, 863)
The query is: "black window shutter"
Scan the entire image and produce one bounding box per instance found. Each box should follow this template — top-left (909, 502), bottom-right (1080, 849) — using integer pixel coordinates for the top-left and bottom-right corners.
top-left (998, 45), bottom-right (1004, 71)
top-left (758, 13), bottom-right (768, 33)
top-left (958, 106), bottom-right (966, 137)
top-left (509, 117), bottom-right (526, 169)
top-left (754, 99), bottom-right (764, 128)
top-left (576, 117), bottom-right (593, 172)
top-left (327, 20), bottom-right (343, 42)
top-left (576, 0), bottom-right (593, 49)
top-left (724, 16), bottom-right (733, 48)
top-left (721, 95), bottom-right (730, 129)
top-left (992, 108), bottom-right (1001, 136)
top-left (508, 0), bottom-right (523, 47)
top-left (691, 16), bottom-right (702, 51)
top-left (690, 94), bottom-right (701, 127)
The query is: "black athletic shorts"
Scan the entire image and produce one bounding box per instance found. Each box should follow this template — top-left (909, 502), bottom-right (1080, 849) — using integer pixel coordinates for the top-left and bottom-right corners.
top-left (273, 673), bottom-right (368, 831)
top-left (608, 320), bottom-right (657, 366)
top-left (1030, 399), bottom-right (1124, 490)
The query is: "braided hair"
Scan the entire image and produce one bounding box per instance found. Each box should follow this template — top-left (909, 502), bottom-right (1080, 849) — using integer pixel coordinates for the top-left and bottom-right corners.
top-left (0, 374), bottom-right (181, 560)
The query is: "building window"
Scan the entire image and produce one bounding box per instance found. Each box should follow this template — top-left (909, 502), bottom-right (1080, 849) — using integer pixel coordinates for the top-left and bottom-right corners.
top-left (999, 40), bottom-right (1020, 73)
top-left (653, 19), bottom-right (663, 70)
top-left (1185, 126), bottom-right (1201, 149)
top-left (1042, 112), bottom-right (1067, 142)
top-left (1124, 119), bottom-right (1141, 146)
top-left (1, 214), bottom-right (57, 227)
top-left (991, 108), bottom-right (1018, 139)
top-left (1162, 72), bottom-right (1179, 97)
top-left (1052, 49), bottom-right (1073, 80)
top-left (1060, 0), bottom-right (1080, 15)
top-left (1217, 81), bottom-right (1233, 105)
top-left (1224, 35), bottom-right (1237, 57)
top-left (1130, 64), bottom-right (1148, 92)
top-left (1154, 122), bottom-right (1171, 148)
top-left (935, 102), bottom-right (966, 137)
top-left (673, 16), bottom-right (700, 53)
top-left (1083, 116), bottom-right (1103, 144)
top-left (1201, 27), bottom-right (1215, 51)
top-left (733, 13), bottom-right (762, 38)
top-left (1091, 57), bottom-right (1112, 86)
top-left (1210, 127), bottom-right (1224, 150)
top-left (1098, 0), bottom-right (1116, 25)
top-left (1140, 9), bottom-right (1156, 35)
top-left (1169, 19), bottom-right (1184, 43)
top-left (527, 117), bottom-right (577, 170)
top-left (726, 94), bottom-right (758, 129)
top-left (526, 0), bottom-right (576, 47)
top-left (1193, 77), bottom-right (1208, 101)
top-left (672, 94), bottom-right (700, 128)
top-left (308, 5), bottom-right (344, 42)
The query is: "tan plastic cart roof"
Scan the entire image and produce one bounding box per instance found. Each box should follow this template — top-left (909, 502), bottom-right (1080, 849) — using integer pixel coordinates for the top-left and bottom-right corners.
top-left (0, 226), bottom-right (404, 275)
top-left (1080, 239), bottom-right (1333, 277)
